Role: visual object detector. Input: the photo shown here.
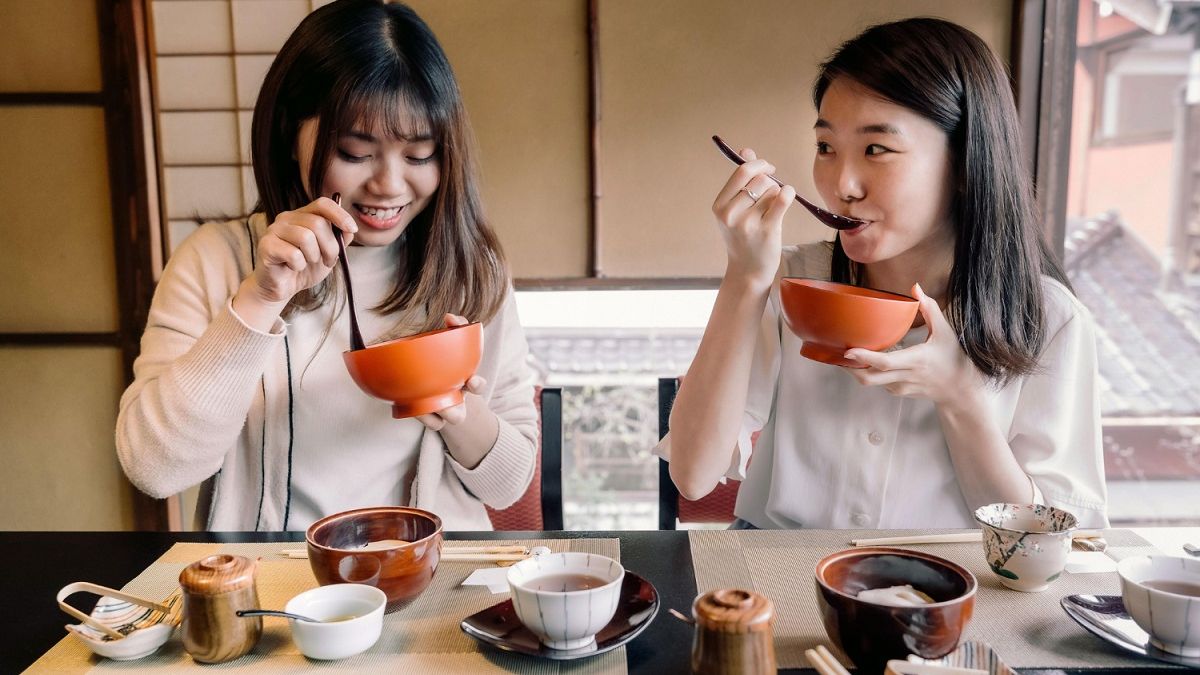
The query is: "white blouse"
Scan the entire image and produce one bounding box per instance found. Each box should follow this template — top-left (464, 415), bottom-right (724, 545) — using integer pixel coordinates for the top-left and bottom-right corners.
top-left (657, 243), bottom-right (1109, 530)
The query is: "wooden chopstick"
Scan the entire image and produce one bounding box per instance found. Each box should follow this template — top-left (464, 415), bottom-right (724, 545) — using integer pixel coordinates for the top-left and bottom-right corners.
top-left (851, 533), bottom-right (983, 547)
top-left (441, 553), bottom-right (529, 563)
top-left (805, 645), bottom-right (851, 675)
top-left (441, 545), bottom-right (528, 555)
top-left (851, 530), bottom-right (1105, 547)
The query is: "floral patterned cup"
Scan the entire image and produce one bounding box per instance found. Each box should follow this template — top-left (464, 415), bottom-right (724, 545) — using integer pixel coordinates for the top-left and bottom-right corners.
top-left (973, 503), bottom-right (1078, 593)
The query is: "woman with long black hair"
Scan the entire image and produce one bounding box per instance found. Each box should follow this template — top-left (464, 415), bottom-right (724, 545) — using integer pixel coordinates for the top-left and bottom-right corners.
top-left (117, 0), bottom-right (536, 531)
top-left (661, 18), bottom-right (1107, 530)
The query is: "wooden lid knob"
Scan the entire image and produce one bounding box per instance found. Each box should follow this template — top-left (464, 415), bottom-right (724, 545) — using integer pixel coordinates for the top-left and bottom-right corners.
top-left (179, 554), bottom-right (258, 595)
top-left (693, 588), bottom-right (774, 633)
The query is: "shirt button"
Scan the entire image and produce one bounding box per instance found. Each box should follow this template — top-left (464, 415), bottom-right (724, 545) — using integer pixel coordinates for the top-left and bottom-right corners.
top-left (868, 431), bottom-right (884, 445)
top-left (851, 513), bottom-right (870, 526)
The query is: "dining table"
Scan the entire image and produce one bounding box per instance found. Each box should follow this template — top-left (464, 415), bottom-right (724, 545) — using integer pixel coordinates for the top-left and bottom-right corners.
top-left (5, 527), bottom-right (1197, 673)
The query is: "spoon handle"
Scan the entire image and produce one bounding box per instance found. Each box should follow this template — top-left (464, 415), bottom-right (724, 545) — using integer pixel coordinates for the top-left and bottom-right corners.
top-left (236, 609), bottom-right (318, 622)
top-left (711, 135), bottom-right (865, 230)
top-left (331, 193), bottom-right (366, 352)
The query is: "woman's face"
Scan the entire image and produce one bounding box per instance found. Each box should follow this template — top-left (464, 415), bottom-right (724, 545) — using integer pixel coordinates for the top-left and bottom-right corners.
top-left (295, 115), bottom-right (441, 247)
top-left (812, 78), bottom-right (956, 271)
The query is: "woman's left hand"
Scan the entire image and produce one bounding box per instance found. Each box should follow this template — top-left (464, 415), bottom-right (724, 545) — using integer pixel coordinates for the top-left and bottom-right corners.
top-left (416, 314), bottom-right (487, 431)
top-left (843, 284), bottom-right (986, 410)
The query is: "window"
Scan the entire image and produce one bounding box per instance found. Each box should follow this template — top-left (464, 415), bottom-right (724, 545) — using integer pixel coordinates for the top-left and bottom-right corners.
top-left (1094, 34), bottom-right (1190, 142)
top-left (1069, 1), bottom-right (1200, 525)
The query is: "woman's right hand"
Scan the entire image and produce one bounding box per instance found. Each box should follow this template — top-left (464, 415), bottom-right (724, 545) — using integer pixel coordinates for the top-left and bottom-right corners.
top-left (232, 197), bottom-right (358, 330)
top-left (711, 149), bottom-right (796, 292)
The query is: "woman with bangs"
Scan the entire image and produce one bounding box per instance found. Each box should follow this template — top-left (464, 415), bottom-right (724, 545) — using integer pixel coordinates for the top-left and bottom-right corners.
top-left (116, 0), bottom-right (537, 531)
top-left (659, 18), bottom-right (1108, 530)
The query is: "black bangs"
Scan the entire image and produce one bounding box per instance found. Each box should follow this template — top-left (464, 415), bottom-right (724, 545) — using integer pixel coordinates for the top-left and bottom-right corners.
top-left (332, 70), bottom-right (445, 144)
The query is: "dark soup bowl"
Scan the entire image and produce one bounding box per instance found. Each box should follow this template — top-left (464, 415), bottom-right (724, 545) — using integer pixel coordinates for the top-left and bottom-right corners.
top-left (306, 507), bottom-right (443, 612)
top-left (814, 547), bottom-right (977, 673)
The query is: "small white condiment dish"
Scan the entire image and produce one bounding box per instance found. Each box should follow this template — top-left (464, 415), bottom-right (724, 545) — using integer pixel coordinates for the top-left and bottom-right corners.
top-left (285, 583), bottom-right (386, 660)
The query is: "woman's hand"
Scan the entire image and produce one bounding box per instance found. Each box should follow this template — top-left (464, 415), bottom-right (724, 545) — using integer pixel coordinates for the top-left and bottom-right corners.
top-left (246, 197), bottom-right (358, 303)
top-left (231, 197), bottom-right (357, 331)
top-left (711, 149), bottom-right (796, 292)
top-left (843, 283), bottom-right (988, 412)
top-left (416, 314), bottom-right (487, 432)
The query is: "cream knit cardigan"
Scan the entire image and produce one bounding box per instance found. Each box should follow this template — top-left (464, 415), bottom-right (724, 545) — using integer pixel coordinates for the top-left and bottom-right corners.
top-left (115, 216), bottom-right (538, 531)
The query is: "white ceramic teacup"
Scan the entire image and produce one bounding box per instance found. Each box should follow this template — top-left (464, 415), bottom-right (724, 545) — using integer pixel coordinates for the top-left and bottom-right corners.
top-left (1118, 555), bottom-right (1200, 656)
top-left (507, 552), bottom-right (625, 650)
top-left (285, 583), bottom-right (386, 660)
top-left (973, 503), bottom-right (1078, 593)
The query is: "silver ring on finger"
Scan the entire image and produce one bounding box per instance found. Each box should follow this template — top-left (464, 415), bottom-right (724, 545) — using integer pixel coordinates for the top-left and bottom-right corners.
top-left (738, 186), bottom-right (762, 203)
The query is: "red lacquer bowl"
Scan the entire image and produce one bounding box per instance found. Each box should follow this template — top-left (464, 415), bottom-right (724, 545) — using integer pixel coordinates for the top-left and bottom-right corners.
top-left (780, 278), bottom-right (918, 367)
top-left (343, 322), bottom-right (482, 418)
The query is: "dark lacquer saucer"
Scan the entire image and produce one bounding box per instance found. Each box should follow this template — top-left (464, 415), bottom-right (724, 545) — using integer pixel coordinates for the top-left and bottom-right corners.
top-left (460, 571), bottom-right (659, 660)
top-left (1061, 594), bottom-right (1200, 670)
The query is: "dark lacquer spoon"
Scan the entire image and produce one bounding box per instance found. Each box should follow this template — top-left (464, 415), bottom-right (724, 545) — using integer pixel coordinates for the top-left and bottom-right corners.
top-left (330, 192), bottom-right (366, 352)
top-left (712, 135), bottom-right (866, 230)
top-left (237, 608), bottom-right (324, 623)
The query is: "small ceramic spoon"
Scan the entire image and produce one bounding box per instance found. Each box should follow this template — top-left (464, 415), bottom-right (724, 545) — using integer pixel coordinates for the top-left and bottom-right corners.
top-left (712, 135), bottom-right (866, 230)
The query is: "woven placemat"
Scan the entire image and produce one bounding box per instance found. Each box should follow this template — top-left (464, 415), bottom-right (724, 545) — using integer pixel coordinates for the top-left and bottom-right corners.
top-left (689, 528), bottom-right (1160, 670)
top-left (31, 539), bottom-right (625, 674)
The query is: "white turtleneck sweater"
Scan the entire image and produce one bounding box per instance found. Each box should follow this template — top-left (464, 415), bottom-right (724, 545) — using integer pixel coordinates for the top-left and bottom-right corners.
top-left (116, 215), bottom-right (538, 531)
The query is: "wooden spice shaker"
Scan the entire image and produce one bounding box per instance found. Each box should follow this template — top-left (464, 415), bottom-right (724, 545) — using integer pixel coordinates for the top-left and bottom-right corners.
top-left (691, 588), bottom-right (776, 675)
top-left (179, 554), bottom-right (262, 663)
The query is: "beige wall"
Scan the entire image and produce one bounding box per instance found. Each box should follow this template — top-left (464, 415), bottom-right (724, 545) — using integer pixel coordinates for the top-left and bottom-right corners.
top-left (0, 0), bottom-right (134, 530)
top-left (409, 0), bottom-right (592, 279)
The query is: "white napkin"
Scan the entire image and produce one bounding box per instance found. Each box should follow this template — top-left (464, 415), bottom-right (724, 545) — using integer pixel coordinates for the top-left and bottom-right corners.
top-left (460, 567), bottom-right (511, 594)
top-left (1066, 551), bottom-right (1118, 574)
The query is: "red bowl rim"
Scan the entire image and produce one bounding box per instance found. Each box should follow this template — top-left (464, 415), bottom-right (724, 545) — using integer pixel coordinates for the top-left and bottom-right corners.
top-left (814, 546), bottom-right (978, 608)
top-left (781, 277), bottom-right (917, 303)
top-left (305, 506), bottom-right (444, 553)
top-left (343, 321), bottom-right (481, 356)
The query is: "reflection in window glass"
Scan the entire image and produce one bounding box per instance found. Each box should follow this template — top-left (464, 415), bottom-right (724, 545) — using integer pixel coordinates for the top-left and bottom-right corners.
top-left (1070, 1), bottom-right (1200, 525)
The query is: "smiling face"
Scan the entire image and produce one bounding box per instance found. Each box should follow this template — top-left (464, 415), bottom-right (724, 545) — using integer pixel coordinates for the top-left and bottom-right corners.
top-left (813, 78), bottom-right (957, 279)
top-left (295, 113), bottom-right (441, 248)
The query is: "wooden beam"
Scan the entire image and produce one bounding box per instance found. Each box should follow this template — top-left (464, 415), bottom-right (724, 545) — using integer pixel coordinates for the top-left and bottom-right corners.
top-left (1012, 0), bottom-right (1079, 258)
top-left (587, 0), bottom-right (601, 278)
top-left (0, 92), bottom-right (105, 106)
top-left (97, 0), bottom-right (171, 531)
top-left (0, 333), bottom-right (120, 346)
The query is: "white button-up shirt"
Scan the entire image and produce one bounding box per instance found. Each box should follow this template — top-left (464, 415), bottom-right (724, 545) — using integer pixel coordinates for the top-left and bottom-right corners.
top-left (656, 243), bottom-right (1109, 529)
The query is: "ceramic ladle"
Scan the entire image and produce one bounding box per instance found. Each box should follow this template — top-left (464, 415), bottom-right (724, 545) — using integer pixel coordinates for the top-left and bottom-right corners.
top-left (712, 135), bottom-right (866, 230)
top-left (330, 192), bottom-right (366, 352)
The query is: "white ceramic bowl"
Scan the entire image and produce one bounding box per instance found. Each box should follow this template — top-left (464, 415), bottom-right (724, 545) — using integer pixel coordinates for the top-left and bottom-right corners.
top-left (1118, 555), bottom-right (1200, 656)
top-left (973, 503), bottom-right (1077, 593)
top-left (507, 552), bottom-right (624, 650)
top-left (285, 583), bottom-right (386, 660)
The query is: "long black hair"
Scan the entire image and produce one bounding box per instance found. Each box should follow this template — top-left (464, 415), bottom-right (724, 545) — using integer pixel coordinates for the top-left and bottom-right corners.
top-left (814, 17), bottom-right (1069, 383)
top-left (251, 0), bottom-right (507, 330)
